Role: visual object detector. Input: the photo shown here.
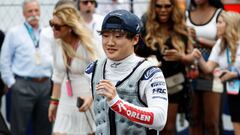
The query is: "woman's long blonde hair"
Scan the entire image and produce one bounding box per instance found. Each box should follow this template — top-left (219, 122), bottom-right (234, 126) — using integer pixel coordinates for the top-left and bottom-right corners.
top-left (53, 5), bottom-right (97, 67)
top-left (219, 11), bottom-right (240, 64)
top-left (145, 0), bottom-right (192, 54)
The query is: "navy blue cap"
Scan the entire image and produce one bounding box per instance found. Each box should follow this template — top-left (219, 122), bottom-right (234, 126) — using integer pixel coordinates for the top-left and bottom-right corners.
top-left (101, 9), bottom-right (142, 34)
top-left (101, 9), bottom-right (145, 46)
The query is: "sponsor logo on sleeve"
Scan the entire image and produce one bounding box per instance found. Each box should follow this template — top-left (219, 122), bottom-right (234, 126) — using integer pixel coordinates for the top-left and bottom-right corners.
top-left (150, 76), bottom-right (164, 82)
top-left (151, 81), bottom-right (165, 87)
top-left (85, 62), bottom-right (95, 74)
top-left (111, 100), bottom-right (154, 125)
top-left (152, 88), bottom-right (166, 94)
top-left (152, 96), bottom-right (168, 100)
top-left (142, 67), bottom-right (161, 80)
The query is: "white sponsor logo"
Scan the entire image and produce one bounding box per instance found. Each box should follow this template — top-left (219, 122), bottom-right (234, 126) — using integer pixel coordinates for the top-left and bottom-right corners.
top-left (117, 102), bottom-right (127, 112)
top-left (126, 110), bottom-right (151, 122)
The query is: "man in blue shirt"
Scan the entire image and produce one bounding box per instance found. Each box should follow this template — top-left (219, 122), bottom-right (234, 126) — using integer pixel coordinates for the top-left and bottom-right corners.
top-left (0, 0), bottom-right (52, 134)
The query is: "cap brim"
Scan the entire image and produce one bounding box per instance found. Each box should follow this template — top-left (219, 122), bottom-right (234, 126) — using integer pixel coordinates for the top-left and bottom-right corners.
top-left (102, 23), bottom-right (123, 31)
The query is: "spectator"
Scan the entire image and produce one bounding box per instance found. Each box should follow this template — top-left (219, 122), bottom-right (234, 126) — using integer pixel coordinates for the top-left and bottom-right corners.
top-left (48, 4), bottom-right (97, 135)
top-left (0, 0), bottom-right (53, 134)
top-left (192, 10), bottom-right (240, 135)
top-left (85, 9), bottom-right (168, 135)
top-left (76, 0), bottom-right (105, 58)
top-left (40, 0), bottom-right (76, 60)
top-left (186, 0), bottom-right (224, 134)
top-left (135, 0), bottom-right (196, 134)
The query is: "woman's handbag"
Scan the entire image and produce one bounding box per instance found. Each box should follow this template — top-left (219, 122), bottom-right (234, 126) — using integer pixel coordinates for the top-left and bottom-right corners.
top-left (225, 48), bottom-right (240, 95)
top-left (212, 68), bottom-right (224, 93)
top-left (166, 72), bottom-right (185, 95)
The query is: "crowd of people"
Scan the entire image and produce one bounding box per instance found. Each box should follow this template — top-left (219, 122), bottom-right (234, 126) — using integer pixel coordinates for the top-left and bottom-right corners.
top-left (0, 0), bottom-right (239, 135)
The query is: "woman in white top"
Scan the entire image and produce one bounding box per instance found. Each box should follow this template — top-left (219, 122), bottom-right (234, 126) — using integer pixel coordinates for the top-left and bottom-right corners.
top-left (193, 11), bottom-right (240, 135)
top-left (48, 4), bottom-right (97, 135)
top-left (186, 0), bottom-right (224, 134)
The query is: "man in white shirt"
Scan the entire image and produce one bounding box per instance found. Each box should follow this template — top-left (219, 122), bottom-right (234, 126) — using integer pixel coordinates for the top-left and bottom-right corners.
top-left (0, 0), bottom-right (52, 135)
top-left (76, 0), bottom-right (105, 58)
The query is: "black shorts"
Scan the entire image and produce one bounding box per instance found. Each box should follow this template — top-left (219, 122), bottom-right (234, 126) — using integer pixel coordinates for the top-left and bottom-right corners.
top-left (192, 78), bottom-right (213, 91)
top-left (228, 94), bottom-right (240, 122)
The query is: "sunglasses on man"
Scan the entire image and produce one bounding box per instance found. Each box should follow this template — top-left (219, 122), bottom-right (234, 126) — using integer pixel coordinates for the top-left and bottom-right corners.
top-left (81, 0), bottom-right (95, 5)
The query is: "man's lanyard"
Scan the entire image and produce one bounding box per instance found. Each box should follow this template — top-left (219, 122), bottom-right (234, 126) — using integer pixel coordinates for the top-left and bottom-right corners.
top-left (24, 22), bottom-right (40, 48)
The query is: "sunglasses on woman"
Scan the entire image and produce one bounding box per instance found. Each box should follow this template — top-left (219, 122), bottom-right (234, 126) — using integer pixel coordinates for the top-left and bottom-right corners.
top-left (49, 20), bottom-right (67, 31)
top-left (155, 4), bottom-right (172, 9)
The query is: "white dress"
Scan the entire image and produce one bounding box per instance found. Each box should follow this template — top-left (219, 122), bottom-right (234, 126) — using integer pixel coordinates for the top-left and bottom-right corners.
top-left (52, 42), bottom-right (95, 135)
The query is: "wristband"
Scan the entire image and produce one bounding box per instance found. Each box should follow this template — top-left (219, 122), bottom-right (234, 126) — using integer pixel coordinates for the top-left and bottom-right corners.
top-left (50, 100), bottom-right (59, 105)
top-left (51, 96), bottom-right (59, 101)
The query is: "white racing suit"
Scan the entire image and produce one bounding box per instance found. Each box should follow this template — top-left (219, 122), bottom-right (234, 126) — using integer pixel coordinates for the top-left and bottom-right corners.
top-left (85, 55), bottom-right (168, 135)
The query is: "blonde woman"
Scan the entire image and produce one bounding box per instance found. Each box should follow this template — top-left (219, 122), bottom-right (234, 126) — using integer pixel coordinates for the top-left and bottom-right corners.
top-left (48, 4), bottom-right (97, 135)
top-left (186, 1), bottom-right (224, 134)
top-left (135, 0), bottom-right (196, 134)
top-left (193, 11), bottom-right (240, 135)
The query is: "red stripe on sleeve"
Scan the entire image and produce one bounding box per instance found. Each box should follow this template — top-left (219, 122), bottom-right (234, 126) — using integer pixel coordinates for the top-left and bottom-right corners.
top-left (111, 100), bottom-right (154, 125)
